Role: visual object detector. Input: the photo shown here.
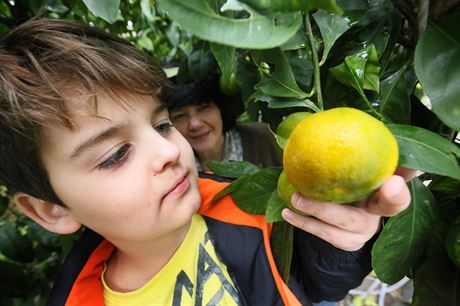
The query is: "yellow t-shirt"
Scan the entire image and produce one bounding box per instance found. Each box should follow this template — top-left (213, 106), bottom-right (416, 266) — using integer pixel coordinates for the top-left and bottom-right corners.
top-left (102, 214), bottom-right (241, 305)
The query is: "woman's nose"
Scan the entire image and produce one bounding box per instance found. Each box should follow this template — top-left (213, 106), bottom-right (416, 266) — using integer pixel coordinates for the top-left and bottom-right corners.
top-left (187, 115), bottom-right (203, 130)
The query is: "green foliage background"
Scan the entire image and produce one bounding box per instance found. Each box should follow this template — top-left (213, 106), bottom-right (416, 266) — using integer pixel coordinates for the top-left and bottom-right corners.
top-left (0, 0), bottom-right (459, 305)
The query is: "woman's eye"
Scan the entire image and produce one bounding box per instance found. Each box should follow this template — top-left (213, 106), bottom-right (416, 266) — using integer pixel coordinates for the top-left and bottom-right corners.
top-left (198, 104), bottom-right (211, 112)
top-left (154, 121), bottom-right (174, 134)
top-left (97, 144), bottom-right (131, 170)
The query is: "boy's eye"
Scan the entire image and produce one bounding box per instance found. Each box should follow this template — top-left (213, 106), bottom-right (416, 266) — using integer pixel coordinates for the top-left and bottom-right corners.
top-left (97, 144), bottom-right (131, 170)
top-left (155, 121), bottom-right (174, 134)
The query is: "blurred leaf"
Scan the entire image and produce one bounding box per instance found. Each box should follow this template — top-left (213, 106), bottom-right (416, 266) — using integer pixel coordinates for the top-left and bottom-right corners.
top-left (26, 222), bottom-right (61, 248)
top-left (270, 221), bottom-right (293, 282)
top-left (158, 0), bottom-right (302, 49)
top-left (313, 10), bottom-right (352, 65)
top-left (378, 65), bottom-right (411, 123)
top-left (253, 49), bottom-right (310, 99)
top-left (388, 124), bottom-right (460, 180)
top-left (206, 160), bottom-right (260, 178)
top-left (372, 178), bottom-right (439, 284)
top-left (240, 0), bottom-right (343, 14)
top-left (429, 177), bottom-right (460, 195)
top-left (211, 43), bottom-right (236, 88)
top-left (0, 222), bottom-right (34, 263)
top-left (265, 190), bottom-right (288, 222)
top-left (414, 11), bottom-right (460, 131)
top-left (232, 167), bottom-right (282, 215)
top-left (82, 0), bottom-right (120, 23)
top-left (141, 0), bottom-right (155, 22)
top-left (0, 260), bottom-right (27, 296)
top-left (412, 252), bottom-right (460, 306)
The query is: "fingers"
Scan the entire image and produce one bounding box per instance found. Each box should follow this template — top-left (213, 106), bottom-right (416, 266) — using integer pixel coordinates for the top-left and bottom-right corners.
top-left (281, 208), bottom-right (379, 251)
top-left (288, 193), bottom-right (379, 233)
top-left (364, 175), bottom-right (411, 217)
top-left (282, 193), bottom-right (381, 251)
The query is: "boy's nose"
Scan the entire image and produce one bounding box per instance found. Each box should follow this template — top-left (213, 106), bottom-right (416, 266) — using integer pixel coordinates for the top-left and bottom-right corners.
top-left (149, 132), bottom-right (181, 173)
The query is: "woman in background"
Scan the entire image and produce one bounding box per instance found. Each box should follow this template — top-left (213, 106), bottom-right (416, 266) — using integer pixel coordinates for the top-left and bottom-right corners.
top-left (165, 74), bottom-right (282, 171)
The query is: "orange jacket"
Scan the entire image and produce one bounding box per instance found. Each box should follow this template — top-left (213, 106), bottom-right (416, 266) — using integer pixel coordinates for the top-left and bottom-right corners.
top-left (47, 174), bottom-right (373, 306)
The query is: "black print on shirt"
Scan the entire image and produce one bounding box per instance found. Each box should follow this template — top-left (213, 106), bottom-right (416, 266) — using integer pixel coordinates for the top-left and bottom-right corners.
top-left (172, 232), bottom-right (240, 306)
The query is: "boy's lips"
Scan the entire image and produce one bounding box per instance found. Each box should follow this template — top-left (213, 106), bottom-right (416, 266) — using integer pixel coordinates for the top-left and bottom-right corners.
top-left (163, 172), bottom-right (190, 199)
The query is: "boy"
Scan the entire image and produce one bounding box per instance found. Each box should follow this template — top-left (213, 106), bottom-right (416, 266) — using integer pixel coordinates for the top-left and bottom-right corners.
top-left (0, 19), bottom-right (412, 306)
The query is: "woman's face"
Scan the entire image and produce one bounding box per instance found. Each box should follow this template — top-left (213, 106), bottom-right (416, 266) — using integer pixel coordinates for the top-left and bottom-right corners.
top-left (169, 102), bottom-right (224, 156)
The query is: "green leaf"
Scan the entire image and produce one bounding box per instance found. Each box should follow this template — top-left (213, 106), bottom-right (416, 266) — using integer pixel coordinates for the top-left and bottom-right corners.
top-left (253, 92), bottom-right (320, 112)
top-left (388, 124), bottom-right (460, 180)
top-left (313, 10), bottom-right (352, 65)
top-left (429, 177), bottom-right (460, 195)
top-left (378, 65), bottom-right (411, 123)
top-left (252, 49), bottom-right (310, 99)
top-left (240, 0), bottom-right (343, 14)
top-left (329, 44), bottom-right (381, 97)
top-left (82, 0), bottom-right (120, 23)
top-left (266, 190), bottom-right (288, 223)
top-left (232, 167), bottom-right (282, 215)
top-left (158, 0), bottom-right (302, 49)
top-left (270, 221), bottom-right (293, 283)
top-left (206, 160), bottom-right (260, 178)
top-left (415, 11), bottom-right (460, 131)
top-left (211, 43), bottom-right (236, 88)
top-left (372, 178), bottom-right (439, 284)
top-left (412, 252), bottom-right (460, 306)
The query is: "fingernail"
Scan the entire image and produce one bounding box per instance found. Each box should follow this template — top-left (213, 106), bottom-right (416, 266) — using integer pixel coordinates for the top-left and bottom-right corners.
top-left (293, 193), bottom-right (309, 209)
top-left (282, 208), bottom-right (294, 221)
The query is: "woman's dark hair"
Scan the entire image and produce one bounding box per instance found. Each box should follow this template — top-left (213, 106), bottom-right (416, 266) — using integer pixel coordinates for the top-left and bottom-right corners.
top-left (164, 72), bottom-right (244, 133)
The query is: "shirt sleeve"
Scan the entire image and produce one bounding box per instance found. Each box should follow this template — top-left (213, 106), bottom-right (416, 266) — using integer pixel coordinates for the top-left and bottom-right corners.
top-left (289, 230), bottom-right (377, 302)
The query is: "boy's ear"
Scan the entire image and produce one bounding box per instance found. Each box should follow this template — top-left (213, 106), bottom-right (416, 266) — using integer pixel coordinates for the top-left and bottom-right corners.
top-left (14, 192), bottom-right (81, 234)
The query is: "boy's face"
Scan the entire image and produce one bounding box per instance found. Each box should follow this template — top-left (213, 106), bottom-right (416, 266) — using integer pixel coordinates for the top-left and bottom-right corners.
top-left (40, 91), bottom-right (201, 245)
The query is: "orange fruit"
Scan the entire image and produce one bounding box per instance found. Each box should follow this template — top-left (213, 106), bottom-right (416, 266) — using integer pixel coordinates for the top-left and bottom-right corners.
top-left (276, 112), bottom-right (311, 139)
top-left (283, 107), bottom-right (398, 203)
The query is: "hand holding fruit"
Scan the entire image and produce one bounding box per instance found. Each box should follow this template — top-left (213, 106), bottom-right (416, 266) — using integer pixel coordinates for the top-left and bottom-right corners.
top-left (281, 173), bottom-right (412, 252)
top-left (276, 108), bottom-right (416, 251)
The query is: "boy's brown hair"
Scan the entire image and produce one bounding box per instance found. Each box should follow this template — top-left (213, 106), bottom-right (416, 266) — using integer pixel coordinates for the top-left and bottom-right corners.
top-left (0, 18), bottom-right (168, 205)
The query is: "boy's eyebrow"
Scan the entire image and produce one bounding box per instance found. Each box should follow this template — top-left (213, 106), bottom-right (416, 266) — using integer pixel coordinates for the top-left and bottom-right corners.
top-left (70, 124), bottom-right (126, 159)
top-left (69, 103), bottom-right (166, 159)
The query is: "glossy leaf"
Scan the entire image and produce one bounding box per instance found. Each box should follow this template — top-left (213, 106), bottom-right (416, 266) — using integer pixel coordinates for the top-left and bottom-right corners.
top-left (388, 124), bottom-right (460, 180)
top-left (82, 0), bottom-right (120, 23)
top-left (252, 49), bottom-right (309, 99)
top-left (158, 0), bottom-right (302, 49)
top-left (240, 0), bottom-right (342, 14)
top-left (329, 44), bottom-right (380, 98)
top-left (412, 253), bottom-right (460, 306)
top-left (415, 11), bottom-right (460, 131)
top-left (270, 221), bottom-right (293, 282)
top-left (313, 10), bottom-right (352, 65)
top-left (231, 167), bottom-right (282, 215)
top-left (206, 160), bottom-right (260, 178)
top-left (378, 65), bottom-right (411, 124)
top-left (265, 190), bottom-right (288, 222)
top-left (372, 178), bottom-right (438, 284)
